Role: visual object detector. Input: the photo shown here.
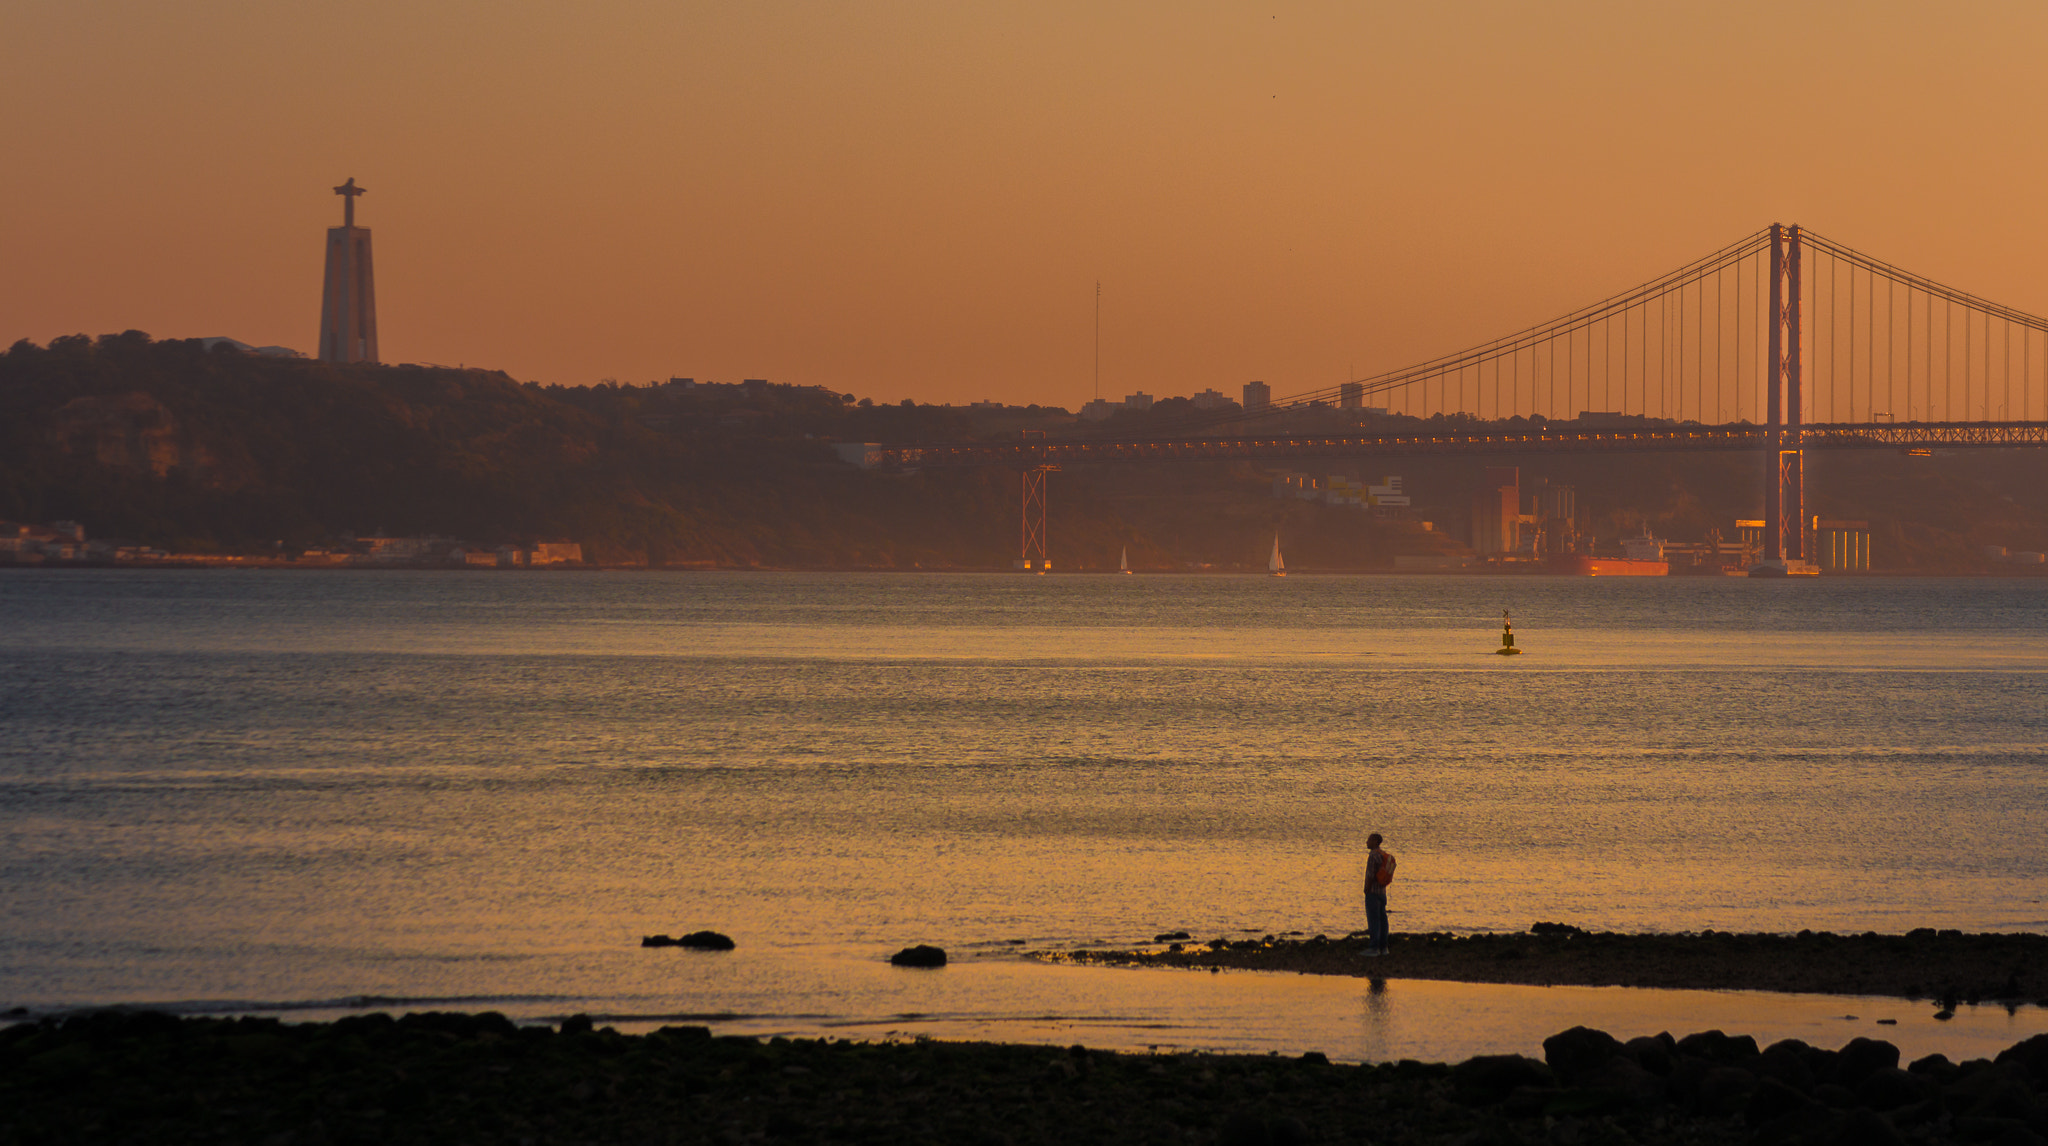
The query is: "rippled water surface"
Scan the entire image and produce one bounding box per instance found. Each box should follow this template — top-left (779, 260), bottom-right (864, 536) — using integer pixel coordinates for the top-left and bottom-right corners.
top-left (4, 570), bottom-right (2045, 1058)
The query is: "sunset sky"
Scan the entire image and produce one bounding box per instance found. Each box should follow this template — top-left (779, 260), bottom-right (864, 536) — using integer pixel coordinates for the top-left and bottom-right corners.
top-left (7, 1), bottom-right (2048, 408)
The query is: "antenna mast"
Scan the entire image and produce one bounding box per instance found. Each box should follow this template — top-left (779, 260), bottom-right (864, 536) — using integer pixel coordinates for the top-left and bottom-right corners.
top-left (1093, 281), bottom-right (1101, 402)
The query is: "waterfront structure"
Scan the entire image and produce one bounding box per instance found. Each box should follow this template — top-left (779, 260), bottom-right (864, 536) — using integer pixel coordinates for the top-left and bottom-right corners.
top-left (1243, 380), bottom-right (1270, 411)
top-left (1471, 466), bottom-right (1520, 556)
top-left (1813, 519), bottom-right (1871, 572)
top-left (318, 179), bottom-right (378, 363)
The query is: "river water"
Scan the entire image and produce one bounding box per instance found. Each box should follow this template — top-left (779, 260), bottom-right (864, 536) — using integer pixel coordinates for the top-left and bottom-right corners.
top-left (3, 569), bottom-right (2045, 1061)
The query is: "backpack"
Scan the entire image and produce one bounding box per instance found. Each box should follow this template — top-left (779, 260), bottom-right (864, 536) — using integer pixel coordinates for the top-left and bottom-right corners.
top-left (1369, 851), bottom-right (1396, 889)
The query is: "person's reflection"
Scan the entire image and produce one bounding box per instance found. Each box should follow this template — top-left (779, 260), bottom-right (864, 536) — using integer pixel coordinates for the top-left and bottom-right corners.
top-left (1355, 977), bottom-right (1393, 1063)
top-left (1362, 976), bottom-right (1389, 1018)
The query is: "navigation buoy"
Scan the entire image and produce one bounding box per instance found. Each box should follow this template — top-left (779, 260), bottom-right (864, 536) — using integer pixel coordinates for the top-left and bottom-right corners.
top-left (1496, 610), bottom-right (1521, 656)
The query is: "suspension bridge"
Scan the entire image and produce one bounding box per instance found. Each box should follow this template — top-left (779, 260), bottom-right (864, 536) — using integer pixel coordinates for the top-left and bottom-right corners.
top-left (855, 225), bottom-right (2048, 573)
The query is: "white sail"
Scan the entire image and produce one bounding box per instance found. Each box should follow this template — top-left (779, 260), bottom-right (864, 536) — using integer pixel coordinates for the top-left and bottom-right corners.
top-left (1268, 533), bottom-right (1285, 576)
top-left (1119, 546), bottom-right (1131, 573)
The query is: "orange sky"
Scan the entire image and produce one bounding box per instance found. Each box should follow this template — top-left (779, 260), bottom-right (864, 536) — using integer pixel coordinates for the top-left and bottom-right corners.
top-left (6, 1), bottom-right (2048, 407)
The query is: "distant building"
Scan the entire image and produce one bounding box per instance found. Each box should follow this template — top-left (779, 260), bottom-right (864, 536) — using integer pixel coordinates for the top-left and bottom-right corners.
top-left (1272, 472), bottom-right (1320, 499)
top-left (1079, 399), bottom-right (1119, 421)
top-left (1340, 382), bottom-right (1364, 409)
top-left (531, 541), bottom-right (583, 565)
top-left (1471, 466), bottom-right (1521, 556)
top-left (1243, 380), bottom-right (1271, 411)
top-left (318, 178), bottom-right (378, 363)
top-left (1367, 476), bottom-right (1410, 510)
top-left (1123, 392), bottom-right (1154, 411)
top-left (1191, 389), bottom-right (1231, 410)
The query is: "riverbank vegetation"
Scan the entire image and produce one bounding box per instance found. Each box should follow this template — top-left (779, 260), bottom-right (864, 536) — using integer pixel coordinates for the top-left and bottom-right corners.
top-left (5, 333), bottom-right (2044, 570)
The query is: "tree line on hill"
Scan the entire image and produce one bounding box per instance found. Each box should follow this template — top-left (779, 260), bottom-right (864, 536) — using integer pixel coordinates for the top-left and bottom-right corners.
top-left (3, 332), bottom-right (2043, 571)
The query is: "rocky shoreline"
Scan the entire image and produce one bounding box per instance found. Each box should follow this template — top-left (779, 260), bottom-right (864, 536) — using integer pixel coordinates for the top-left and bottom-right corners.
top-left (1041, 926), bottom-right (2048, 1007)
top-left (5, 1009), bottom-right (2048, 1145)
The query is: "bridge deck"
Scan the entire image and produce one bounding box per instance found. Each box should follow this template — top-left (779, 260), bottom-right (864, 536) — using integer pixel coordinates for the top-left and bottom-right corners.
top-left (862, 422), bottom-right (2048, 468)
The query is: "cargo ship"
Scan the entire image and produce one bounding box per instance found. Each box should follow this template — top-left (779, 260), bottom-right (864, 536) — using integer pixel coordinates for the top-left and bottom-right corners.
top-left (1551, 532), bottom-right (1669, 576)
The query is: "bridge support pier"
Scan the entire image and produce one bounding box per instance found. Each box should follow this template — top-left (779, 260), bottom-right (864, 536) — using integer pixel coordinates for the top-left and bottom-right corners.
top-left (1016, 465), bottom-right (1055, 572)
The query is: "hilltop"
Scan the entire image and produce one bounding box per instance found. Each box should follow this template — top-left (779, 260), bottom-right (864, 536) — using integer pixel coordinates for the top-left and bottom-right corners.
top-left (3, 332), bottom-right (2044, 571)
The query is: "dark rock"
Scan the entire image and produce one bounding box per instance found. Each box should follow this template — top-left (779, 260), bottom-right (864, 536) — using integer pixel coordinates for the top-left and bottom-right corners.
top-left (1540, 1087), bottom-right (1627, 1117)
top-left (1757, 1041), bottom-right (1818, 1092)
top-left (1889, 1097), bottom-right (1946, 1128)
top-left (1622, 1033), bottom-right (1675, 1075)
top-left (1962, 1079), bottom-right (2044, 1124)
top-left (1500, 1086), bottom-right (1559, 1118)
top-left (1529, 921), bottom-right (1587, 937)
top-left (1941, 1059), bottom-right (2034, 1115)
top-left (1750, 1105), bottom-right (1841, 1145)
top-left (1153, 931), bottom-right (1192, 942)
top-left (1542, 1025), bottom-right (1624, 1084)
top-left (1217, 1109), bottom-right (1312, 1146)
top-left (1997, 1033), bottom-right (2048, 1085)
top-left (1695, 1065), bottom-right (1758, 1116)
top-left (1679, 1031), bottom-right (1761, 1064)
top-left (1828, 1107), bottom-right (1907, 1146)
top-left (1855, 1067), bottom-right (1933, 1112)
top-left (1449, 1054), bottom-right (1555, 1105)
top-left (1833, 1036), bottom-right (1900, 1085)
top-left (1576, 1055), bottom-right (1664, 1108)
top-left (1745, 1076), bottom-right (1823, 1126)
top-left (889, 944), bottom-right (947, 968)
top-left (1813, 1083), bottom-right (1858, 1109)
top-left (643, 930), bottom-right (736, 950)
top-left (1908, 1052), bottom-right (1959, 1080)
top-left (1676, 1029), bottom-right (1760, 1067)
top-left (1951, 1115), bottom-right (2047, 1145)
top-left (1664, 1056), bottom-right (1713, 1108)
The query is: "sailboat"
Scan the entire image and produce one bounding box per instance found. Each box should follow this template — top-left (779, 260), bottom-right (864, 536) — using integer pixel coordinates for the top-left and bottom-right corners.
top-left (1119, 546), bottom-right (1132, 574)
top-left (1268, 533), bottom-right (1286, 577)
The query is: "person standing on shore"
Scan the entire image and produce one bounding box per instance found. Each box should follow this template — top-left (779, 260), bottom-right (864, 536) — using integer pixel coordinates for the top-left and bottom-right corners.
top-left (1363, 833), bottom-right (1395, 957)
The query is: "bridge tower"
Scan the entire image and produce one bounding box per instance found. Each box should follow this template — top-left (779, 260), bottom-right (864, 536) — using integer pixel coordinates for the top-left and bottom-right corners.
top-left (1758, 224), bottom-right (1813, 575)
top-left (1016, 465), bottom-right (1056, 572)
